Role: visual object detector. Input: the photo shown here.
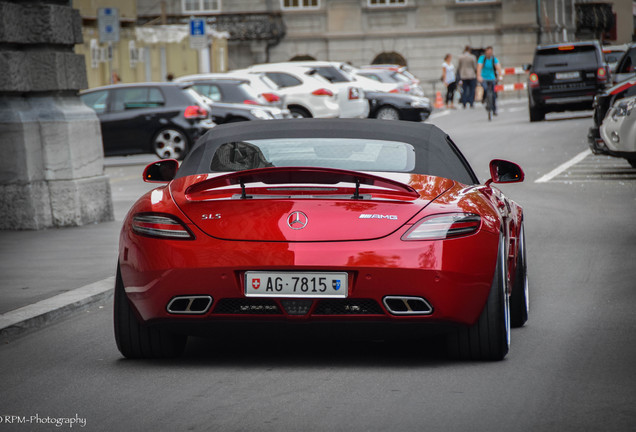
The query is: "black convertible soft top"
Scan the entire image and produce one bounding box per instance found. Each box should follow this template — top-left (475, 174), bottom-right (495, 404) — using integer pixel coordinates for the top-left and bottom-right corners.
top-left (177, 119), bottom-right (479, 185)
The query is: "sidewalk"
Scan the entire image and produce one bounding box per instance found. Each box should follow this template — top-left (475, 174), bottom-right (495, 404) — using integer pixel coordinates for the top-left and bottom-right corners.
top-left (0, 155), bottom-right (157, 340)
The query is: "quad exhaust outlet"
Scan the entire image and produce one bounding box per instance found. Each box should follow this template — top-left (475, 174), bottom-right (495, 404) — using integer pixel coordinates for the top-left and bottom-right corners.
top-left (383, 296), bottom-right (433, 315)
top-left (166, 295), bottom-right (213, 314)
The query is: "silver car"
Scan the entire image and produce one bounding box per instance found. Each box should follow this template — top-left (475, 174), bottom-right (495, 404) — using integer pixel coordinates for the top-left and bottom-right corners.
top-left (600, 95), bottom-right (636, 168)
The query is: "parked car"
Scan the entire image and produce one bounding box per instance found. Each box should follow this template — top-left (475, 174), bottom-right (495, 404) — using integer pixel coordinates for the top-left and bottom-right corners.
top-left (367, 91), bottom-right (432, 121)
top-left (79, 82), bottom-right (215, 159)
top-left (114, 119), bottom-right (527, 360)
top-left (359, 64), bottom-right (425, 96)
top-left (178, 71), bottom-right (287, 110)
top-left (244, 65), bottom-right (340, 118)
top-left (599, 95), bottom-right (636, 168)
top-left (588, 77), bottom-right (636, 153)
top-left (249, 63), bottom-right (368, 118)
top-left (602, 44), bottom-right (629, 75)
top-left (174, 76), bottom-right (291, 123)
top-left (527, 41), bottom-right (609, 122)
top-left (611, 43), bottom-right (636, 84)
top-left (287, 61), bottom-right (431, 121)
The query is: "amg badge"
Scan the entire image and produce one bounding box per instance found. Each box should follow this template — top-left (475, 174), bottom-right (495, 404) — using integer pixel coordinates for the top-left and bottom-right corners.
top-left (359, 214), bottom-right (398, 220)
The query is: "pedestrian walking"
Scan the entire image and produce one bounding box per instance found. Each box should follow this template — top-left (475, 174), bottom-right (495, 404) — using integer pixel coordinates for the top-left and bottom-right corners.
top-left (457, 45), bottom-right (477, 108)
top-left (441, 54), bottom-right (457, 109)
top-left (477, 46), bottom-right (503, 116)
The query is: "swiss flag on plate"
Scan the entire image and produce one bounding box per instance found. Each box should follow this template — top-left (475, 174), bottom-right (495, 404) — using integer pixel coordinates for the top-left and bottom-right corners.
top-left (252, 279), bottom-right (261, 289)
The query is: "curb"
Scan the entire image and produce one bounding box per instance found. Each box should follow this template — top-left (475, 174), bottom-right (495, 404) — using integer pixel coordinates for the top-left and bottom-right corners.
top-left (0, 277), bottom-right (114, 340)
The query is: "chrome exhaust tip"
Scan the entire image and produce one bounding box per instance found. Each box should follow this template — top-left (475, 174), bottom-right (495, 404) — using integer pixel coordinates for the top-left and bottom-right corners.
top-left (383, 296), bottom-right (433, 315)
top-left (166, 295), bottom-right (213, 314)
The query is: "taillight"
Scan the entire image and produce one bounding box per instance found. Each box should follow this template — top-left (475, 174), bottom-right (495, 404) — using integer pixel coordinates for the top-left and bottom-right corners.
top-left (597, 67), bottom-right (607, 82)
top-left (389, 88), bottom-right (399, 93)
top-left (348, 87), bottom-right (361, 100)
top-left (401, 85), bottom-right (411, 93)
top-left (132, 214), bottom-right (194, 240)
top-left (261, 93), bottom-right (280, 103)
top-left (243, 99), bottom-right (260, 105)
top-left (312, 88), bottom-right (334, 97)
top-left (529, 73), bottom-right (539, 88)
top-left (184, 105), bottom-right (208, 119)
top-left (401, 213), bottom-right (481, 241)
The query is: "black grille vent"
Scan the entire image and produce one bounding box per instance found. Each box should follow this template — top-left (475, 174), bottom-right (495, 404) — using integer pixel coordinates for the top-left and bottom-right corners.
top-left (213, 298), bottom-right (282, 315)
top-left (313, 299), bottom-right (384, 315)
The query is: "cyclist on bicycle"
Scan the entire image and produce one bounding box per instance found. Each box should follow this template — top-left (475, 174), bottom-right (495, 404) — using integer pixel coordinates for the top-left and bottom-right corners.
top-left (477, 46), bottom-right (503, 116)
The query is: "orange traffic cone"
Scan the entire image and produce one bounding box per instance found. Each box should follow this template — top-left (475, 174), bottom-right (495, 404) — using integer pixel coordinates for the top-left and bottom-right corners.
top-left (434, 91), bottom-right (444, 109)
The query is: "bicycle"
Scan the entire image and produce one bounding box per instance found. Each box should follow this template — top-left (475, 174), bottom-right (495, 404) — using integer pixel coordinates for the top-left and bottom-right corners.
top-left (482, 81), bottom-right (496, 121)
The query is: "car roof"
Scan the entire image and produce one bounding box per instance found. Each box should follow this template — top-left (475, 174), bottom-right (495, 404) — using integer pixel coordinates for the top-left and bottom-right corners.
top-left (536, 40), bottom-right (601, 50)
top-left (80, 82), bottom-right (190, 93)
top-left (177, 118), bottom-right (478, 185)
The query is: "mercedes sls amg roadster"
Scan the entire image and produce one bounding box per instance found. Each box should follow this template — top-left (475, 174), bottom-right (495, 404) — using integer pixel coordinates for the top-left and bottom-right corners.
top-left (114, 119), bottom-right (528, 361)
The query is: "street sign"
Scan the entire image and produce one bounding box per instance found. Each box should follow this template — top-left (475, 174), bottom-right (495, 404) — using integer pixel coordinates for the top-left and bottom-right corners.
top-left (189, 18), bottom-right (208, 50)
top-left (98, 8), bottom-right (120, 43)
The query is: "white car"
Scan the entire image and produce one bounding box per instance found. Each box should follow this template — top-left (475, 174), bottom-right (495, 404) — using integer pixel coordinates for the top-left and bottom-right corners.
top-left (600, 95), bottom-right (636, 168)
top-left (248, 64), bottom-right (347, 118)
top-left (175, 71), bottom-right (286, 110)
top-left (257, 61), bottom-right (369, 119)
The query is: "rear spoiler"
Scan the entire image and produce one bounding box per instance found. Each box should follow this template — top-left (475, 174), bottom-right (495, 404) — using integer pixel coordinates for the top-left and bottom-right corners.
top-left (185, 166), bottom-right (420, 200)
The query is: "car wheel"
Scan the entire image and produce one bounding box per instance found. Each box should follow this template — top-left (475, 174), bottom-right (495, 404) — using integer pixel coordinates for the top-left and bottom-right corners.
top-left (152, 128), bottom-right (189, 160)
top-left (114, 264), bottom-right (187, 359)
top-left (510, 224), bottom-right (529, 327)
top-left (446, 237), bottom-right (510, 361)
top-left (289, 106), bottom-right (312, 118)
top-left (529, 103), bottom-right (545, 122)
top-left (375, 106), bottom-right (401, 120)
top-left (626, 158), bottom-right (636, 168)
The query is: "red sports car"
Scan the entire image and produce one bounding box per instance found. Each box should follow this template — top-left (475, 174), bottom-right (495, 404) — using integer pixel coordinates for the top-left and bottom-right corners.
top-left (114, 119), bottom-right (528, 360)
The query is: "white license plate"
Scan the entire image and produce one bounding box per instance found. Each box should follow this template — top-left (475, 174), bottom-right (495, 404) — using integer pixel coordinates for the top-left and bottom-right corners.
top-left (245, 272), bottom-right (348, 298)
top-left (555, 72), bottom-right (580, 80)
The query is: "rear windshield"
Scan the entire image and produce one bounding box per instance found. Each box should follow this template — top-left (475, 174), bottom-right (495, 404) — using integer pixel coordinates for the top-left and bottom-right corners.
top-left (311, 66), bottom-right (350, 83)
top-left (534, 46), bottom-right (599, 69)
top-left (209, 138), bottom-right (416, 173)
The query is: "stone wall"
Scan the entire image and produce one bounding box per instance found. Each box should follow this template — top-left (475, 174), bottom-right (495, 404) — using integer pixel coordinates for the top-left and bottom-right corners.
top-left (0, 0), bottom-right (113, 230)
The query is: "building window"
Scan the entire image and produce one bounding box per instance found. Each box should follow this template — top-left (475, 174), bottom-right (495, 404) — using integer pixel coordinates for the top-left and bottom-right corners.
top-left (367, 0), bottom-right (406, 7)
top-left (281, 0), bottom-right (319, 10)
top-left (454, 0), bottom-right (496, 3)
top-left (182, 0), bottom-right (221, 13)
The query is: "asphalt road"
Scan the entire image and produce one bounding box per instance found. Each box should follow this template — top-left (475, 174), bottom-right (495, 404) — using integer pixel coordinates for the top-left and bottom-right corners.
top-left (1, 101), bottom-right (635, 431)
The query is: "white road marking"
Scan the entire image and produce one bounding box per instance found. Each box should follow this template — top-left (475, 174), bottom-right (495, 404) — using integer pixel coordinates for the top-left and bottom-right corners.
top-left (535, 149), bottom-right (592, 183)
top-left (429, 109), bottom-right (450, 119)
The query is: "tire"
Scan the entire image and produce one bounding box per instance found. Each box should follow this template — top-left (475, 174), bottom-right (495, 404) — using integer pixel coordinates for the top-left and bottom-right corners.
top-left (446, 237), bottom-right (510, 361)
top-left (289, 106), bottom-right (312, 118)
top-left (375, 106), bottom-right (401, 120)
top-left (152, 128), bottom-right (189, 160)
top-left (510, 224), bottom-right (529, 328)
top-left (529, 104), bottom-right (545, 122)
top-left (114, 264), bottom-right (187, 359)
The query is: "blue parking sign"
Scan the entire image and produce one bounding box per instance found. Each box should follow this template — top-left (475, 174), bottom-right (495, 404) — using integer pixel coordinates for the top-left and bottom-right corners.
top-left (190, 19), bottom-right (206, 36)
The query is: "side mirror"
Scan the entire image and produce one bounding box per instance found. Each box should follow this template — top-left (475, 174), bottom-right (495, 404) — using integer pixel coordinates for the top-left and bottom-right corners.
top-left (522, 64), bottom-right (532, 72)
top-left (143, 159), bottom-right (179, 183)
top-left (487, 159), bottom-right (524, 185)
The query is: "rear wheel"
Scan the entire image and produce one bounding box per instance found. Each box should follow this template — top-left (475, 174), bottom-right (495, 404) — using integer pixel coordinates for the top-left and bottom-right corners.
top-left (446, 238), bottom-right (510, 361)
top-left (376, 106), bottom-right (400, 120)
top-left (152, 128), bottom-right (189, 160)
top-left (114, 264), bottom-right (187, 359)
top-left (510, 224), bottom-right (529, 327)
top-left (529, 103), bottom-right (545, 122)
top-left (289, 106), bottom-right (312, 118)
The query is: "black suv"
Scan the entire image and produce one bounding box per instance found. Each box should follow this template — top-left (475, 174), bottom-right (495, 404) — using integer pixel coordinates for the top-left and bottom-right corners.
top-left (527, 41), bottom-right (609, 122)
